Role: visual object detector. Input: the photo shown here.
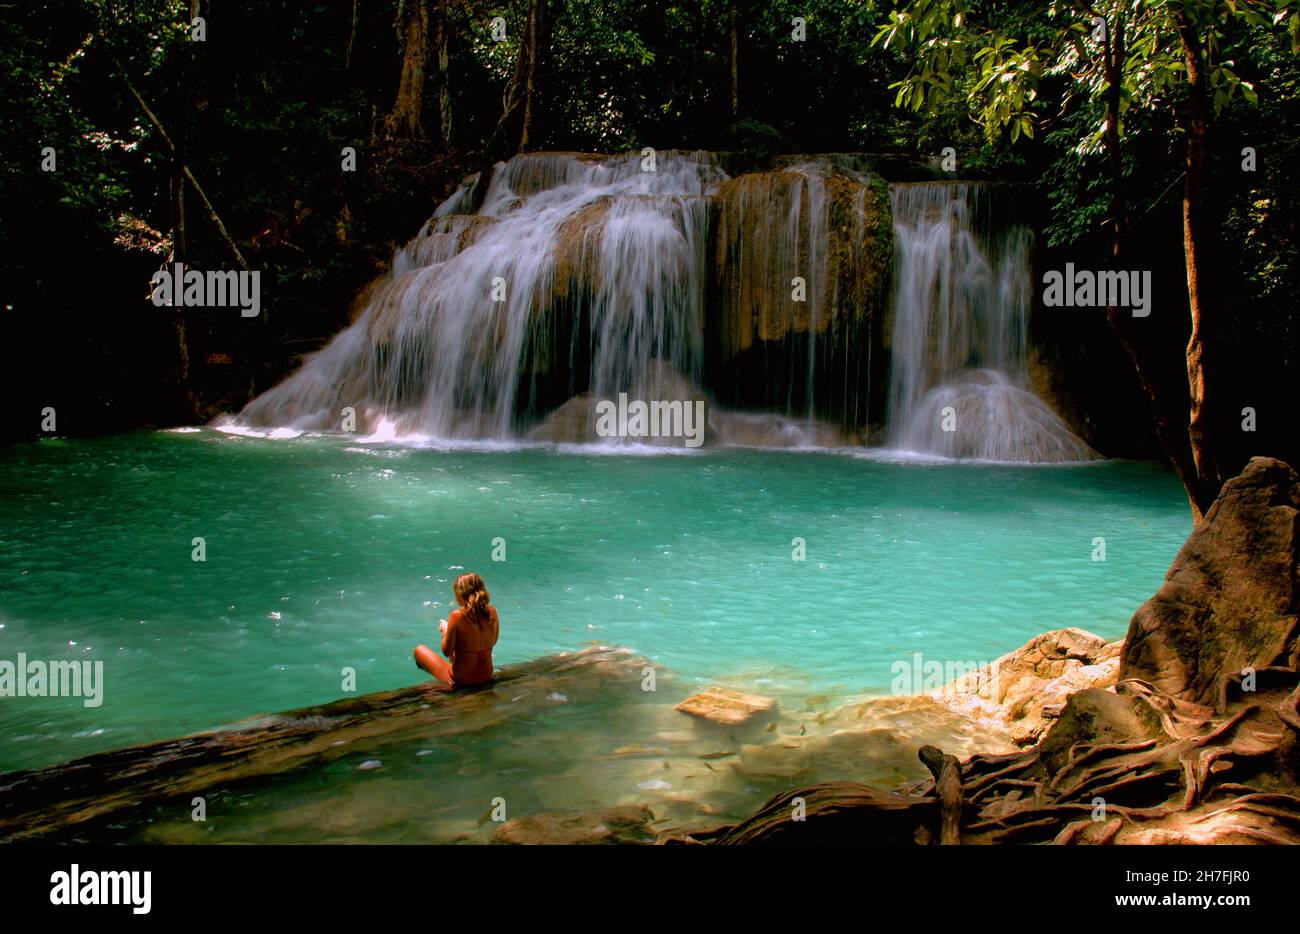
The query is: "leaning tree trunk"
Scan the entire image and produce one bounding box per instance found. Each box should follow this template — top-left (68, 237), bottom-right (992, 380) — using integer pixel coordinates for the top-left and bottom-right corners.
top-left (1096, 10), bottom-right (1202, 518)
top-left (1178, 14), bottom-right (1220, 521)
top-left (120, 72), bottom-right (248, 272)
top-left (385, 0), bottom-right (433, 139)
top-left (488, 0), bottom-right (551, 161)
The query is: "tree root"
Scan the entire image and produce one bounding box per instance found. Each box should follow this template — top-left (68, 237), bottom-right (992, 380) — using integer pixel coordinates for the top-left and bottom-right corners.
top-left (666, 668), bottom-right (1300, 845)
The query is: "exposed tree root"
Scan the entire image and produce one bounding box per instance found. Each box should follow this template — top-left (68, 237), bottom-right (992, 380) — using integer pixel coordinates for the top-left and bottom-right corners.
top-left (918, 745), bottom-right (962, 844)
top-left (666, 671), bottom-right (1300, 845)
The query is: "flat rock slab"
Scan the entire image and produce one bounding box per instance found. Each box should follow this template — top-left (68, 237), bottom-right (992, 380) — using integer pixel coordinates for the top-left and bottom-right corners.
top-left (494, 805), bottom-right (655, 845)
top-left (0, 646), bottom-right (649, 843)
top-left (675, 687), bottom-right (777, 726)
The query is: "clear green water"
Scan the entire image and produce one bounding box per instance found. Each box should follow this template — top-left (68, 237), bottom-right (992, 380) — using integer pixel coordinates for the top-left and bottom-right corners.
top-left (0, 430), bottom-right (1191, 840)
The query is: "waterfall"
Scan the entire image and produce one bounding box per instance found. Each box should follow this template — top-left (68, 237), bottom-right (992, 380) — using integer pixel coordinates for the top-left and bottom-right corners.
top-left (710, 160), bottom-right (887, 437)
top-left (237, 151), bottom-right (887, 446)
top-left (239, 151), bottom-right (722, 439)
top-left (234, 155), bottom-right (1093, 459)
top-left (885, 183), bottom-right (1097, 462)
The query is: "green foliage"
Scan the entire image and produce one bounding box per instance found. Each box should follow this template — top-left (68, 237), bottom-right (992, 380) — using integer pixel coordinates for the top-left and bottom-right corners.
top-left (723, 117), bottom-right (796, 161)
top-left (1217, 23), bottom-right (1300, 320)
top-left (877, 0), bottom-right (1294, 147)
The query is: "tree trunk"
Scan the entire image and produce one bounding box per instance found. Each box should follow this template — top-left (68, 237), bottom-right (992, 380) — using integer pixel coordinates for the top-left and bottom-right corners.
top-left (729, 0), bottom-right (740, 121)
top-left (1178, 13), bottom-right (1219, 521)
top-left (120, 71), bottom-right (248, 272)
top-left (385, 0), bottom-right (433, 139)
top-left (435, 8), bottom-right (452, 148)
top-left (179, 6), bottom-right (199, 414)
top-left (1103, 11), bottom-right (1125, 255)
top-left (1093, 11), bottom-right (1203, 518)
top-left (489, 0), bottom-right (551, 160)
top-left (171, 168), bottom-right (191, 387)
top-left (346, 0), bottom-right (359, 70)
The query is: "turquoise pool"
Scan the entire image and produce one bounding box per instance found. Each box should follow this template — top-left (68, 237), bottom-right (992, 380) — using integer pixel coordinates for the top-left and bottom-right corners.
top-left (0, 429), bottom-right (1189, 781)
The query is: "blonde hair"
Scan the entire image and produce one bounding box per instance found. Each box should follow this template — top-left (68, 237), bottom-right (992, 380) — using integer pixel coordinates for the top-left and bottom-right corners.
top-left (453, 572), bottom-right (491, 628)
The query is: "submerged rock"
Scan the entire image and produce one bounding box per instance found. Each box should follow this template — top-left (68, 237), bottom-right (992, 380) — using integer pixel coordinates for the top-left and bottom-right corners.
top-left (493, 805), bottom-right (655, 845)
top-left (675, 687), bottom-right (777, 726)
top-left (1121, 456), bottom-right (1300, 707)
top-left (737, 693), bottom-right (1016, 793)
top-left (636, 780), bottom-right (673, 791)
top-left (530, 385), bottom-right (858, 449)
top-left (892, 369), bottom-right (1100, 463)
top-left (525, 392), bottom-right (602, 442)
top-left (712, 411), bottom-right (859, 448)
top-left (527, 359), bottom-right (718, 446)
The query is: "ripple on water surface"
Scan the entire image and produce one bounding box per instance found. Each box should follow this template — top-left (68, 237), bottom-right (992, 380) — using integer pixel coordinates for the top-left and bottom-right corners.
top-left (0, 430), bottom-right (1190, 825)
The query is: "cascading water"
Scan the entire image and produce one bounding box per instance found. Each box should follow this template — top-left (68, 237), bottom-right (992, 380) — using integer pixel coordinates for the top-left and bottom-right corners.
top-left (885, 182), bottom-right (1097, 462)
top-left (710, 160), bottom-right (886, 438)
top-left (236, 155), bottom-right (1093, 459)
top-left (237, 151), bottom-right (888, 446)
top-left (239, 151), bottom-right (722, 439)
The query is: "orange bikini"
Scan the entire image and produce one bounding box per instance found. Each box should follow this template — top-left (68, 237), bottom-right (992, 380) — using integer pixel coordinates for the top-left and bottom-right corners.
top-left (415, 606), bottom-right (498, 687)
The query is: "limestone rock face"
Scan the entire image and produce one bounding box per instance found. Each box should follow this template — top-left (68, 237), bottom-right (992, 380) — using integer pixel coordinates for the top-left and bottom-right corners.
top-left (368, 214), bottom-right (498, 344)
top-left (550, 196), bottom-right (611, 303)
top-left (930, 627), bottom-right (1123, 746)
top-left (1120, 456), bottom-right (1300, 707)
top-left (493, 805), bottom-right (655, 845)
top-left (713, 165), bottom-right (891, 361)
top-left (675, 687), bottom-right (778, 726)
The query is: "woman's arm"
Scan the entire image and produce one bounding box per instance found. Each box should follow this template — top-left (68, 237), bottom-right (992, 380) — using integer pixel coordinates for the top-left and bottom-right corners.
top-left (441, 611), bottom-right (458, 657)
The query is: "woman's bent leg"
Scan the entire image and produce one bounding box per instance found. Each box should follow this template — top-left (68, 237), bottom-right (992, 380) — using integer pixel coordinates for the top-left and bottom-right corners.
top-left (414, 644), bottom-right (453, 686)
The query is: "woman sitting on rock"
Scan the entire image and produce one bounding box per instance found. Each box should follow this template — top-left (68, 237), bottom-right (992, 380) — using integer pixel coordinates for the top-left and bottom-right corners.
top-left (414, 572), bottom-right (499, 688)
